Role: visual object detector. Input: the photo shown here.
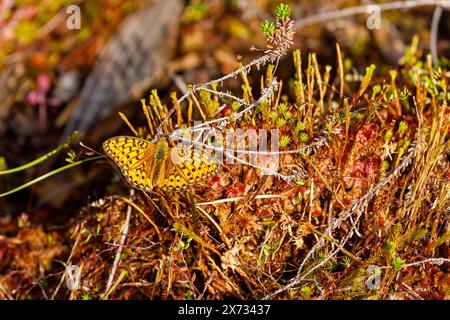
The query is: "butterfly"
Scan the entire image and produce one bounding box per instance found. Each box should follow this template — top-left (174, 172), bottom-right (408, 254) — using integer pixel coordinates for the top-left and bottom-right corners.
top-left (103, 136), bottom-right (220, 192)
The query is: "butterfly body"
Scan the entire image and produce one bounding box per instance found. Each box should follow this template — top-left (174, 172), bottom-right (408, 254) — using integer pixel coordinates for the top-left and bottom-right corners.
top-left (103, 136), bottom-right (220, 192)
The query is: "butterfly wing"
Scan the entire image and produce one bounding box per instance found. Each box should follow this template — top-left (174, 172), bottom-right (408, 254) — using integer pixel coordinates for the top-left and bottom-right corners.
top-left (103, 136), bottom-right (150, 169)
top-left (159, 146), bottom-right (221, 191)
top-left (103, 136), bottom-right (156, 192)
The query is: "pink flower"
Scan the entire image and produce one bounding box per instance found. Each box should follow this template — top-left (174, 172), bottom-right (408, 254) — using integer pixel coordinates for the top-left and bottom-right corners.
top-left (24, 90), bottom-right (43, 106)
top-left (37, 74), bottom-right (50, 92)
top-left (23, 74), bottom-right (61, 131)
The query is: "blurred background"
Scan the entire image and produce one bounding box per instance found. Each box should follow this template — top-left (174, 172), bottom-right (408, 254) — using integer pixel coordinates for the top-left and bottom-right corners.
top-left (0, 0), bottom-right (449, 230)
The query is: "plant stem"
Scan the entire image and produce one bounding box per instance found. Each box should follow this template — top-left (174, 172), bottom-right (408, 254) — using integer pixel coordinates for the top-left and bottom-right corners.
top-left (0, 148), bottom-right (62, 176)
top-left (0, 155), bottom-right (105, 198)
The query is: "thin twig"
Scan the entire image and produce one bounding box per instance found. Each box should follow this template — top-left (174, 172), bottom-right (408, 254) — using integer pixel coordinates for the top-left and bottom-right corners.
top-left (196, 194), bottom-right (282, 206)
top-left (294, 0), bottom-right (450, 29)
top-left (197, 271), bottom-right (217, 300)
top-left (51, 222), bottom-right (84, 299)
top-left (195, 205), bottom-right (223, 235)
top-left (104, 189), bottom-right (135, 296)
top-left (117, 196), bottom-right (162, 241)
top-left (430, 6), bottom-right (444, 64)
top-left (380, 257), bottom-right (450, 269)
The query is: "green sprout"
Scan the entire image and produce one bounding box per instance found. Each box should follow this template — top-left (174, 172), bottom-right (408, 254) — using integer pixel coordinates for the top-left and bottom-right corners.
top-left (65, 150), bottom-right (77, 164)
top-left (82, 293), bottom-right (92, 300)
top-left (299, 132), bottom-right (309, 143)
top-left (371, 84), bottom-right (381, 99)
top-left (279, 135), bottom-right (291, 148)
top-left (295, 121), bottom-right (306, 132)
top-left (381, 160), bottom-right (390, 172)
top-left (327, 260), bottom-right (336, 271)
top-left (275, 3), bottom-right (291, 19)
top-left (276, 117), bottom-right (286, 127)
top-left (300, 285), bottom-right (313, 300)
top-left (278, 103), bottom-right (288, 113)
top-left (393, 257), bottom-right (405, 271)
top-left (397, 121), bottom-right (408, 134)
top-left (400, 88), bottom-right (410, 101)
top-left (232, 101), bottom-right (240, 112)
top-left (384, 129), bottom-right (393, 140)
top-left (403, 137), bottom-right (411, 150)
top-left (260, 20), bottom-right (275, 38)
top-left (270, 111), bottom-right (278, 121)
top-left (340, 256), bottom-right (352, 267)
top-left (284, 110), bottom-right (292, 120)
top-left (356, 113), bottom-right (364, 120)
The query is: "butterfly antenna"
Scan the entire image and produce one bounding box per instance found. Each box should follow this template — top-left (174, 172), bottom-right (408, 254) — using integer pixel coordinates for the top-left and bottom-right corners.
top-left (79, 142), bottom-right (105, 157)
top-left (142, 191), bottom-right (168, 220)
top-left (118, 112), bottom-right (139, 137)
